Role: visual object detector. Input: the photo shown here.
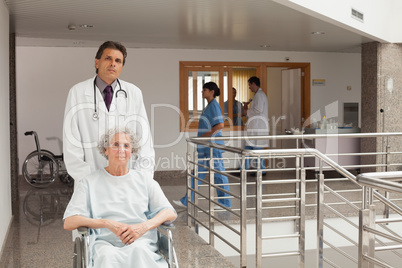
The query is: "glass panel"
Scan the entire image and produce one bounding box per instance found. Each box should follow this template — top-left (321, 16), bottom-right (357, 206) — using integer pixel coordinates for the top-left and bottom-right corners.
top-left (188, 71), bottom-right (220, 121)
top-left (220, 71), bottom-right (228, 107)
top-left (343, 102), bottom-right (359, 127)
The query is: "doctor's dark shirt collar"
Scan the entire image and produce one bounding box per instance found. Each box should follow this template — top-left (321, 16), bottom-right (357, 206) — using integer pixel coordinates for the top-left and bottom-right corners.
top-left (95, 76), bottom-right (118, 97)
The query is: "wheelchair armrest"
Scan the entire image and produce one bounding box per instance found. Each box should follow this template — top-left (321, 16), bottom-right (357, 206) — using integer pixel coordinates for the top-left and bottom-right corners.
top-left (74, 227), bottom-right (90, 268)
top-left (77, 227), bottom-right (89, 236)
top-left (157, 221), bottom-right (178, 268)
top-left (159, 221), bottom-right (175, 231)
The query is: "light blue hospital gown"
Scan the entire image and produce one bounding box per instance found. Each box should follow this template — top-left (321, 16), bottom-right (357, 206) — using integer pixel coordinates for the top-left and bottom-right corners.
top-left (63, 169), bottom-right (176, 268)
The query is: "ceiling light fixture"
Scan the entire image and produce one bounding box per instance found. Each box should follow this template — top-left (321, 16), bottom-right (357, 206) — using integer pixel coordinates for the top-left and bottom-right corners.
top-left (311, 31), bottom-right (325, 35)
top-left (260, 44), bottom-right (271, 48)
top-left (79, 24), bottom-right (93, 28)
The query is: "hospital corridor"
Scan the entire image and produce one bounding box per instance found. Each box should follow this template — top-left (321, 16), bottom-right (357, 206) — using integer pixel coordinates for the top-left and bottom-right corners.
top-left (3, 1), bottom-right (402, 267)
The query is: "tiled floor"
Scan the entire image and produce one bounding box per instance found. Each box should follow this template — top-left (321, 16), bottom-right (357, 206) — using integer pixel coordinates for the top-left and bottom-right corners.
top-left (0, 174), bottom-right (235, 268)
top-left (0, 169), bottom-right (368, 268)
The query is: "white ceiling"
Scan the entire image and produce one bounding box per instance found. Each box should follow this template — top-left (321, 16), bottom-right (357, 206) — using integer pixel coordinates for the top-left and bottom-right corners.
top-left (6, 0), bottom-right (379, 52)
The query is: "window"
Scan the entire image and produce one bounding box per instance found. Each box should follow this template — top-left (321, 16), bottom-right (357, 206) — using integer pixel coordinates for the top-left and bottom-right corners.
top-left (179, 61), bottom-right (311, 132)
top-left (188, 70), bottom-right (223, 122)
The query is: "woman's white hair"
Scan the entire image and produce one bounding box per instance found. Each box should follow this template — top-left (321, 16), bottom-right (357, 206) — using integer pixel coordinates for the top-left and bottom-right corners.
top-left (98, 127), bottom-right (140, 159)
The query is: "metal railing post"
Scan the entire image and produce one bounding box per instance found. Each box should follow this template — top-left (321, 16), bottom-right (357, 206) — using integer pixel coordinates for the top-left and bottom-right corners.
top-left (358, 208), bottom-right (369, 267)
top-left (190, 150), bottom-right (199, 229)
top-left (384, 137), bottom-right (391, 219)
top-left (385, 136), bottom-right (390, 172)
top-left (359, 185), bottom-right (368, 268)
top-left (317, 159), bottom-right (324, 268)
top-left (256, 156), bottom-right (262, 268)
top-left (368, 204), bottom-right (375, 268)
top-left (241, 154), bottom-right (247, 268)
top-left (186, 142), bottom-right (192, 227)
top-left (209, 147), bottom-right (215, 247)
top-left (358, 193), bottom-right (375, 268)
top-left (299, 155), bottom-right (306, 268)
top-left (295, 155), bottom-right (300, 234)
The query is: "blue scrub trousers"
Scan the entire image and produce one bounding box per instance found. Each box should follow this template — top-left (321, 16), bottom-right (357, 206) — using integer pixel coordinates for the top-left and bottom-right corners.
top-left (244, 145), bottom-right (266, 175)
top-left (180, 150), bottom-right (231, 208)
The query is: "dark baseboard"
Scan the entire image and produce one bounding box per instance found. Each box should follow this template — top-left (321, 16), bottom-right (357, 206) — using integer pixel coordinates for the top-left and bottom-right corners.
top-left (154, 170), bottom-right (186, 186)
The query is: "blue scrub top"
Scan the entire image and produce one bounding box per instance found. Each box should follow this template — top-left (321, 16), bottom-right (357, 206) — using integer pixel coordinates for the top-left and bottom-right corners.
top-left (197, 99), bottom-right (224, 154)
top-left (224, 100), bottom-right (243, 126)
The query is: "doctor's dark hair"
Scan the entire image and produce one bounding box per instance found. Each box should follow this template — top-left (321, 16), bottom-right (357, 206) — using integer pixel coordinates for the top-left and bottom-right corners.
top-left (98, 127), bottom-right (140, 159)
top-left (95, 41), bottom-right (128, 73)
top-left (248, 76), bottom-right (260, 87)
top-left (203, 82), bottom-right (220, 98)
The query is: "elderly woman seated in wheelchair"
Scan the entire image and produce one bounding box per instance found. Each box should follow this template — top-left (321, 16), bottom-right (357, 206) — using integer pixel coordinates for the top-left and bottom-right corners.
top-left (63, 128), bottom-right (177, 267)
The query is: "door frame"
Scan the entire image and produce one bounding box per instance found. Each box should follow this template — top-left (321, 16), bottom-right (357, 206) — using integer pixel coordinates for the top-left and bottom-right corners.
top-left (262, 62), bottom-right (310, 126)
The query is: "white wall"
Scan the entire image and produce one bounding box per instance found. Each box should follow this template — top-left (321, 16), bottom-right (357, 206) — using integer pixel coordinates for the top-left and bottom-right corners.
top-left (0, 0), bottom-right (11, 255)
top-left (277, 0), bottom-right (402, 42)
top-left (277, 0), bottom-right (394, 42)
top-left (16, 46), bottom-right (361, 172)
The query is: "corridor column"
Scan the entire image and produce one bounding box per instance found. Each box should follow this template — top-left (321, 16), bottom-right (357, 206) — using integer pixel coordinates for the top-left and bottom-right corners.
top-left (9, 33), bottom-right (18, 214)
top-left (361, 42), bottom-right (402, 171)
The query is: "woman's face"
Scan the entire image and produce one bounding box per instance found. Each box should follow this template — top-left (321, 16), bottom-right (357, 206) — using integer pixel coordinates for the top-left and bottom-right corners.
top-left (201, 88), bottom-right (214, 100)
top-left (105, 133), bottom-right (132, 164)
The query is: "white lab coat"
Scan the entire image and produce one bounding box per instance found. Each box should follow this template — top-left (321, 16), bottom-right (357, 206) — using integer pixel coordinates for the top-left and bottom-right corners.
top-left (245, 88), bottom-right (269, 147)
top-left (63, 76), bottom-right (155, 183)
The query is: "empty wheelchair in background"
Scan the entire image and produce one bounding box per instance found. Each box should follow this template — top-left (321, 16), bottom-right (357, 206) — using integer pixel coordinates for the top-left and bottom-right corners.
top-left (22, 131), bottom-right (73, 188)
top-left (73, 222), bottom-right (179, 268)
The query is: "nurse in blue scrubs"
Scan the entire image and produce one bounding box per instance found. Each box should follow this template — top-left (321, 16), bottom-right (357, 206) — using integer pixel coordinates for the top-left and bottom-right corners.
top-left (174, 82), bottom-right (231, 208)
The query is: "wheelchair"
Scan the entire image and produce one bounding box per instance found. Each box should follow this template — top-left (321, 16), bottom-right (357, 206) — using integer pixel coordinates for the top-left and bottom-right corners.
top-left (22, 131), bottom-right (74, 188)
top-left (73, 222), bottom-right (179, 268)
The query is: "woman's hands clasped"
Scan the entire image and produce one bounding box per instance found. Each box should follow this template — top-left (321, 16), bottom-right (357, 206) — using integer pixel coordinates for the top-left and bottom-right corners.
top-left (106, 219), bottom-right (148, 245)
top-left (118, 223), bottom-right (148, 245)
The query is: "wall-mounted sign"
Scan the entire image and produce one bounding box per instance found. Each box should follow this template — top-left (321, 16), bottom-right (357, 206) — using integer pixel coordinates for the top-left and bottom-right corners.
top-left (312, 79), bottom-right (326, 86)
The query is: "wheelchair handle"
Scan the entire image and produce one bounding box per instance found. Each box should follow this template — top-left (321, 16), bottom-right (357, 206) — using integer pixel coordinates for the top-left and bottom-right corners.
top-left (24, 131), bottom-right (41, 152)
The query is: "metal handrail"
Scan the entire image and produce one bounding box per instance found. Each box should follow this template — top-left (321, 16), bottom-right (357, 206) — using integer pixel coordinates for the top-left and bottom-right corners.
top-left (355, 172), bottom-right (402, 267)
top-left (189, 139), bottom-right (358, 182)
top-left (357, 172), bottom-right (402, 193)
top-left (185, 132), bottom-right (402, 268)
top-left (189, 132), bottom-right (402, 141)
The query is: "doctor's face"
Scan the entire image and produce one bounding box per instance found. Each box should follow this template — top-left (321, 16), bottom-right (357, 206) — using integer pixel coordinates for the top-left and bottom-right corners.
top-left (95, 48), bottom-right (124, 85)
top-left (248, 82), bottom-right (258, 93)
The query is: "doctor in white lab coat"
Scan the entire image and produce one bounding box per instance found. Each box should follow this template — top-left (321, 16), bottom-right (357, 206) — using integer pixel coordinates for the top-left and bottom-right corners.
top-left (63, 41), bottom-right (154, 184)
top-left (243, 76), bottom-right (269, 174)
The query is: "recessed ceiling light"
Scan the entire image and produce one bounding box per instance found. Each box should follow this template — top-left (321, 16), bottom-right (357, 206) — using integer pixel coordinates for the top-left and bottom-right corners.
top-left (311, 31), bottom-right (325, 35)
top-left (260, 44), bottom-right (271, 48)
top-left (79, 24), bottom-right (93, 28)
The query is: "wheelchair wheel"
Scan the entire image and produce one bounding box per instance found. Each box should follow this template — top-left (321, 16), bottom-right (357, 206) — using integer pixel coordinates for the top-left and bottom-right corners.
top-left (74, 236), bottom-right (87, 268)
top-left (23, 189), bottom-right (60, 226)
top-left (73, 237), bottom-right (82, 268)
top-left (22, 151), bottom-right (58, 188)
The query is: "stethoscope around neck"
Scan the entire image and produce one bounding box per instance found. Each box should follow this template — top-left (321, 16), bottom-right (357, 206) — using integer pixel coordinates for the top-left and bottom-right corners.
top-left (92, 78), bottom-right (128, 120)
